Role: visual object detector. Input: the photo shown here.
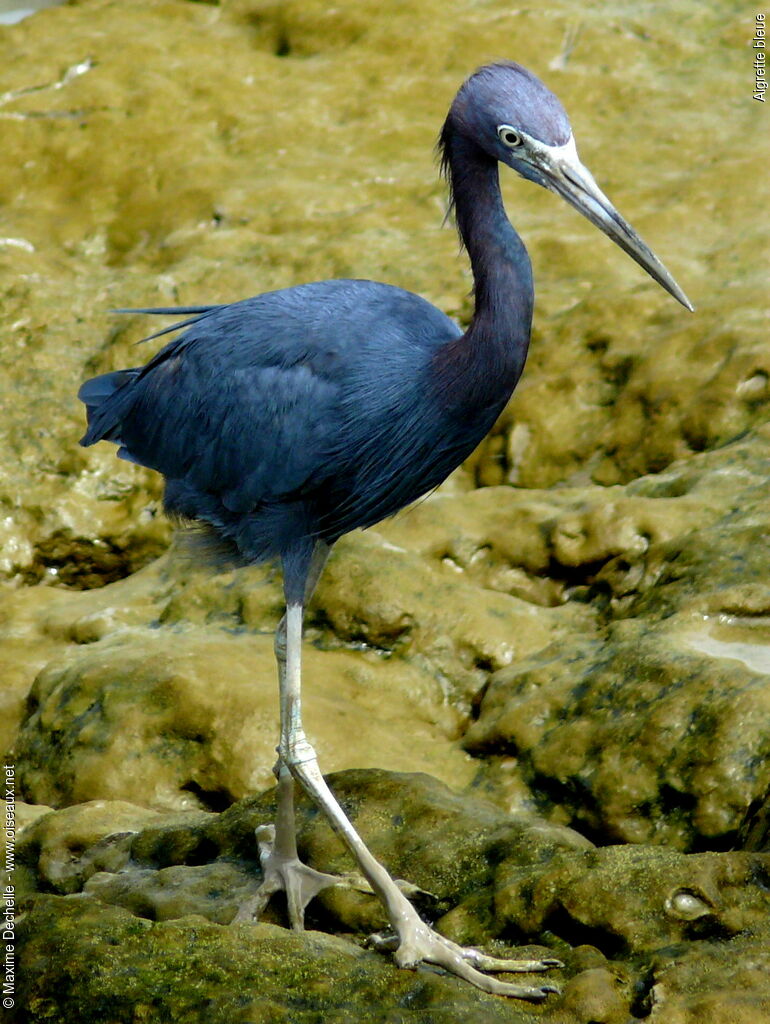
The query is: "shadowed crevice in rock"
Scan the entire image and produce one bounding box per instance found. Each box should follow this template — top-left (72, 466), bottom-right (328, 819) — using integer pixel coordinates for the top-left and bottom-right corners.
top-left (24, 530), bottom-right (168, 589)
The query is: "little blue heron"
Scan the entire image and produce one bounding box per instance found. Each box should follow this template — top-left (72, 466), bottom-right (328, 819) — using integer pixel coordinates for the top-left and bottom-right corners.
top-left (79, 62), bottom-right (692, 999)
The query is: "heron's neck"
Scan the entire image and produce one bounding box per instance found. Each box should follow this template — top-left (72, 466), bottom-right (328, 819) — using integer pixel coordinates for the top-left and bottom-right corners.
top-left (437, 133), bottom-right (533, 408)
top-left (450, 135), bottom-right (533, 344)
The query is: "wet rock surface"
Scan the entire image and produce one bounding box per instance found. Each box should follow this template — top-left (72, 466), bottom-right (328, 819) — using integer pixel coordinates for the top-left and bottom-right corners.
top-left (14, 774), bottom-right (770, 1023)
top-left (19, 897), bottom-right (549, 1024)
top-left (2, 0), bottom-right (768, 1021)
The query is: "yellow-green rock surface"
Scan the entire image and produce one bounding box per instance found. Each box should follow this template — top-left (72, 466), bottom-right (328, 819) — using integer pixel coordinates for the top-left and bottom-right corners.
top-left (2, 0), bottom-right (769, 1021)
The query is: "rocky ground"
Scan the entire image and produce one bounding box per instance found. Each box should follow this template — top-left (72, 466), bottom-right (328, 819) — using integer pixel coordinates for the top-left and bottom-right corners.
top-left (1, 1), bottom-right (768, 1022)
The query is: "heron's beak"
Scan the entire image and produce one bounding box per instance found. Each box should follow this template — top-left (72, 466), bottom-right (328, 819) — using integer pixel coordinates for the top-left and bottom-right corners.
top-left (538, 136), bottom-right (694, 311)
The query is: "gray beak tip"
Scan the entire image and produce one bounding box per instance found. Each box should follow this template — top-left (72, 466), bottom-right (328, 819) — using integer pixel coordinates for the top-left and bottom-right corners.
top-left (670, 285), bottom-right (695, 313)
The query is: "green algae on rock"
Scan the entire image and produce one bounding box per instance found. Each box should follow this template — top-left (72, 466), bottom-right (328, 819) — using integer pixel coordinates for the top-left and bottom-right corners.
top-left (15, 774), bottom-right (770, 1023)
top-left (642, 934), bottom-right (770, 1023)
top-left (16, 625), bottom-right (476, 810)
top-left (494, 844), bottom-right (770, 955)
top-left (17, 774), bottom-right (586, 1022)
top-left (461, 432), bottom-right (770, 850)
top-left (18, 772), bottom-right (589, 931)
top-left (1, 0), bottom-right (769, 1019)
top-left (17, 896), bottom-right (553, 1024)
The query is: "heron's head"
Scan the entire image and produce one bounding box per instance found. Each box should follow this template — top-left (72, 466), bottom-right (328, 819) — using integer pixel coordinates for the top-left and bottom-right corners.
top-left (443, 62), bottom-right (693, 311)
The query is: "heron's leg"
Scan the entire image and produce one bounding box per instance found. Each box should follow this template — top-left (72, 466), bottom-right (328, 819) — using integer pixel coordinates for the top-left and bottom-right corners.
top-left (280, 600), bottom-right (562, 1001)
top-left (235, 541), bottom-right (366, 928)
top-left (274, 540), bottom-right (331, 747)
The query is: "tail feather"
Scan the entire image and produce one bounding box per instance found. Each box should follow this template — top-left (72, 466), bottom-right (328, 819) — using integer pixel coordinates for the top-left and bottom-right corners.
top-left (78, 369), bottom-right (135, 407)
top-left (78, 306), bottom-right (225, 462)
top-left (78, 368), bottom-right (140, 446)
top-left (112, 305), bottom-right (224, 345)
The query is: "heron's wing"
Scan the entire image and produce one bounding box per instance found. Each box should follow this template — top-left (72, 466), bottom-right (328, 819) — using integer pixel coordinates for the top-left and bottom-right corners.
top-left (83, 337), bottom-right (341, 516)
top-left (79, 281), bottom-right (462, 520)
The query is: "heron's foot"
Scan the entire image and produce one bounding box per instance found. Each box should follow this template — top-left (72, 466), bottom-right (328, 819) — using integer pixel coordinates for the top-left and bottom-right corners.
top-left (367, 921), bottom-right (562, 1000)
top-left (233, 824), bottom-right (370, 929)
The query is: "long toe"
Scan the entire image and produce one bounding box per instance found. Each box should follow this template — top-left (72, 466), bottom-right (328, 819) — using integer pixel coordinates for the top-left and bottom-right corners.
top-left (461, 948), bottom-right (565, 973)
top-left (372, 914), bottom-right (561, 1001)
top-left (408, 936), bottom-right (561, 1000)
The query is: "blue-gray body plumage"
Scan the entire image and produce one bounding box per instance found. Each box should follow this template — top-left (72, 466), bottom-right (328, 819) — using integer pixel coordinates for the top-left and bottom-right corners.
top-left (79, 276), bottom-right (528, 569)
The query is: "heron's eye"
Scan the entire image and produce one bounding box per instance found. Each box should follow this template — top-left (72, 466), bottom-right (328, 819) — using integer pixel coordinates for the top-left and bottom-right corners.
top-left (497, 125), bottom-right (523, 148)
